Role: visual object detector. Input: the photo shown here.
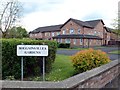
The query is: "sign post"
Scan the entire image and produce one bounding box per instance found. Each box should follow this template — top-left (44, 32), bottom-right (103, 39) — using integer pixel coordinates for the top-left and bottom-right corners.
top-left (21, 56), bottom-right (23, 81)
top-left (43, 57), bottom-right (45, 81)
top-left (17, 45), bottom-right (48, 81)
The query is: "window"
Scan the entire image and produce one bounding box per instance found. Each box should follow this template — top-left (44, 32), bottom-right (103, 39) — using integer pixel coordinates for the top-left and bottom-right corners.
top-left (45, 33), bottom-right (47, 36)
top-left (73, 39), bottom-right (76, 44)
top-left (70, 28), bottom-right (74, 34)
top-left (48, 32), bottom-right (51, 36)
top-left (94, 31), bottom-right (97, 35)
top-left (78, 29), bottom-right (80, 34)
top-left (57, 32), bottom-right (60, 35)
top-left (58, 39), bottom-right (62, 43)
top-left (52, 32), bottom-right (54, 36)
top-left (80, 39), bottom-right (82, 45)
top-left (60, 39), bottom-right (62, 43)
top-left (65, 39), bottom-right (70, 43)
top-left (35, 34), bottom-right (37, 36)
top-left (63, 29), bottom-right (66, 34)
top-left (30, 34), bottom-right (33, 37)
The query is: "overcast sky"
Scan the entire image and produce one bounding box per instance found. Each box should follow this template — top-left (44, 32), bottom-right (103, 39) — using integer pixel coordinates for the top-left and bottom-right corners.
top-left (19, 0), bottom-right (119, 32)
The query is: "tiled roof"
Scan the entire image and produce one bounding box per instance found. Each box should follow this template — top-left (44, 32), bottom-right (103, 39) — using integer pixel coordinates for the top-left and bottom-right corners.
top-left (69, 18), bottom-right (93, 28)
top-left (30, 24), bottom-right (62, 34)
top-left (86, 19), bottom-right (104, 27)
top-left (105, 27), bottom-right (113, 32)
top-left (30, 18), bottom-right (104, 34)
top-left (53, 34), bottom-right (102, 39)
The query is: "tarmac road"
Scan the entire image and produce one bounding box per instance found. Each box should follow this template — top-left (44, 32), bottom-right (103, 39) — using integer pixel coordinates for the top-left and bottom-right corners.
top-left (57, 46), bottom-right (120, 60)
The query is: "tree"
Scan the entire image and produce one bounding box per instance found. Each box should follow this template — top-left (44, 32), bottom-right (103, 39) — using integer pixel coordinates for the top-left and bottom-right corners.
top-left (0, 0), bottom-right (22, 38)
top-left (111, 17), bottom-right (120, 36)
top-left (7, 26), bottom-right (28, 38)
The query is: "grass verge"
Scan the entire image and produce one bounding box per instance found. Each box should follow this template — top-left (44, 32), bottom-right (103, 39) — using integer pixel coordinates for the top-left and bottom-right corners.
top-left (29, 54), bottom-right (76, 81)
top-left (58, 47), bottom-right (87, 50)
top-left (109, 50), bottom-right (120, 54)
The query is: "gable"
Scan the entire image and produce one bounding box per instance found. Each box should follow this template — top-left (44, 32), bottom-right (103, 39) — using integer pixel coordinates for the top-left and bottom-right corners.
top-left (86, 19), bottom-right (105, 28)
top-left (60, 18), bottom-right (93, 29)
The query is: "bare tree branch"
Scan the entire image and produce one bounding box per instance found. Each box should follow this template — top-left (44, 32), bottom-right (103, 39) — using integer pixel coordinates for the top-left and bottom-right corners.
top-left (0, 0), bottom-right (22, 38)
top-left (0, 2), bottom-right (10, 34)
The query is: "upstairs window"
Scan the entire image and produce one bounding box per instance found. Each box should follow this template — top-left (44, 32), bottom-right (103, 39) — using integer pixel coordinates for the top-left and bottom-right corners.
top-left (70, 28), bottom-right (74, 34)
top-left (78, 29), bottom-right (80, 34)
top-left (52, 32), bottom-right (54, 36)
top-left (63, 29), bottom-right (66, 34)
top-left (94, 31), bottom-right (97, 35)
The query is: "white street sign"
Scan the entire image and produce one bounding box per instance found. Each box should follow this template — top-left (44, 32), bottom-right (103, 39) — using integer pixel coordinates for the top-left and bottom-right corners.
top-left (17, 45), bottom-right (48, 56)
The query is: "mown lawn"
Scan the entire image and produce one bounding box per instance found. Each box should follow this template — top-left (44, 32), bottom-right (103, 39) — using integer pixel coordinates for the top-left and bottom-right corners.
top-left (28, 54), bottom-right (76, 81)
top-left (46, 54), bottom-right (76, 81)
top-left (109, 50), bottom-right (120, 54)
top-left (58, 47), bottom-right (87, 50)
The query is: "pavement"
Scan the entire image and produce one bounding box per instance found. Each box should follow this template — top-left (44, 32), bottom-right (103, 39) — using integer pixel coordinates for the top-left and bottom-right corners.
top-left (57, 46), bottom-right (120, 60)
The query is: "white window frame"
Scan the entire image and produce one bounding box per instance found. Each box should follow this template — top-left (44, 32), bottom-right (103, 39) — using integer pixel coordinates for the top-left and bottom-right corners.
top-left (57, 32), bottom-right (60, 35)
top-left (73, 39), bottom-right (76, 44)
top-left (48, 32), bottom-right (51, 36)
top-left (94, 31), bottom-right (97, 35)
top-left (45, 33), bottom-right (47, 36)
top-left (78, 29), bottom-right (80, 34)
top-left (70, 28), bottom-right (74, 34)
top-left (65, 39), bottom-right (70, 43)
top-left (52, 32), bottom-right (54, 36)
top-left (63, 29), bottom-right (66, 34)
top-left (80, 39), bottom-right (83, 45)
top-left (35, 34), bottom-right (37, 36)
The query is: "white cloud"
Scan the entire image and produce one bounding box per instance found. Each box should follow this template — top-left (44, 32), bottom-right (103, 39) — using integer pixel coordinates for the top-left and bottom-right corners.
top-left (20, 0), bottom-right (119, 32)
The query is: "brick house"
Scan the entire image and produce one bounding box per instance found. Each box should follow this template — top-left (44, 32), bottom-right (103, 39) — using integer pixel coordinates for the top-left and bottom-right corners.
top-left (29, 18), bottom-right (117, 47)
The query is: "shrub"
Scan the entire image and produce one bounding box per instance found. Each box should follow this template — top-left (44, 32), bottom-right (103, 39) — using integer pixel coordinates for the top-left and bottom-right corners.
top-left (71, 48), bottom-right (111, 73)
top-left (2, 39), bottom-right (57, 79)
top-left (5, 76), bottom-right (15, 80)
top-left (29, 76), bottom-right (42, 81)
top-left (58, 43), bottom-right (70, 48)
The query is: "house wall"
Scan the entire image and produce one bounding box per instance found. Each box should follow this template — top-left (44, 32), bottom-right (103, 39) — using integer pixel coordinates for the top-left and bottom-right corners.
top-left (59, 38), bottom-right (102, 48)
top-left (29, 19), bottom-right (114, 47)
top-left (83, 27), bottom-right (94, 35)
top-left (60, 20), bottom-right (84, 35)
top-left (94, 21), bottom-right (104, 38)
top-left (30, 31), bottom-right (61, 40)
top-left (110, 33), bottom-right (118, 41)
top-left (60, 20), bottom-right (102, 47)
top-left (29, 33), bottom-right (42, 39)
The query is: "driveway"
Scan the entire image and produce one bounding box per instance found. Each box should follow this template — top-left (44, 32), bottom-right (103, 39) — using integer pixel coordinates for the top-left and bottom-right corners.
top-left (57, 46), bottom-right (120, 60)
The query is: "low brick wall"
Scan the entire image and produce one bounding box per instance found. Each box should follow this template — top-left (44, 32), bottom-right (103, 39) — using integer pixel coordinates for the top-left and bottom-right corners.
top-left (1, 59), bottom-right (120, 89)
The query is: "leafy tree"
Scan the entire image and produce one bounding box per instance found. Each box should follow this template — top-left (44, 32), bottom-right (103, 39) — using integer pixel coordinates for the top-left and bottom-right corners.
top-left (111, 18), bottom-right (120, 36)
top-left (7, 26), bottom-right (28, 38)
top-left (0, 0), bottom-right (22, 38)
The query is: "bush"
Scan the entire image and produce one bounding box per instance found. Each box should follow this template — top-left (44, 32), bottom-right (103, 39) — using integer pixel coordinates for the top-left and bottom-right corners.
top-left (58, 43), bottom-right (70, 48)
top-left (2, 39), bottom-right (57, 79)
top-left (71, 48), bottom-right (111, 73)
top-left (5, 76), bottom-right (15, 80)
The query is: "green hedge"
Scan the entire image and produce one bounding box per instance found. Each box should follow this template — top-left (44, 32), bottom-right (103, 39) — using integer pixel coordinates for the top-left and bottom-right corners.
top-left (2, 39), bottom-right (57, 79)
top-left (58, 43), bottom-right (70, 48)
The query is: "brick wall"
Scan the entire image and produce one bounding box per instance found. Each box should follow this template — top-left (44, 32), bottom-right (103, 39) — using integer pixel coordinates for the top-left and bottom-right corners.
top-left (60, 20), bottom-right (84, 35)
top-left (2, 59), bottom-right (120, 89)
top-left (76, 64), bottom-right (119, 88)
